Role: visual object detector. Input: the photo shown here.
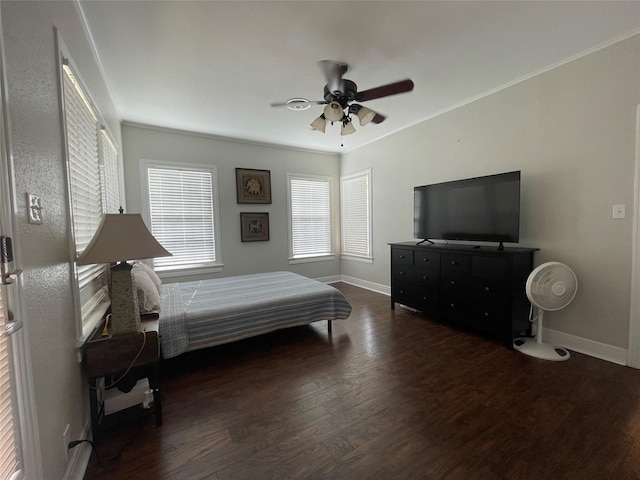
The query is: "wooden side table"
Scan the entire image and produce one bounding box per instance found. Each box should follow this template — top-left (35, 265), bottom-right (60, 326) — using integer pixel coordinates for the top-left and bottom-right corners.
top-left (84, 316), bottom-right (162, 443)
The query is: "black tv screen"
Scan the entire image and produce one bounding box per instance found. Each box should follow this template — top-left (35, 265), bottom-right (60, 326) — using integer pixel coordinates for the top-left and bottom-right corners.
top-left (414, 171), bottom-right (521, 243)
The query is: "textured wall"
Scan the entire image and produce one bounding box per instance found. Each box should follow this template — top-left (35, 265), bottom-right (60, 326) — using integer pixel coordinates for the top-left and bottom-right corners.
top-left (2, 2), bottom-right (121, 478)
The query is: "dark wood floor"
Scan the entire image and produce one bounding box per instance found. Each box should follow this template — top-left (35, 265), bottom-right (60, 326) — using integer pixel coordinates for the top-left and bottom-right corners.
top-left (84, 283), bottom-right (640, 480)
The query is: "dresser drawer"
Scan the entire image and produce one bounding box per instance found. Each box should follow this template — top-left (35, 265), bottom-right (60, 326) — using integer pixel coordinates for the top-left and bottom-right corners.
top-left (392, 282), bottom-right (438, 312)
top-left (414, 251), bottom-right (439, 270)
top-left (441, 274), bottom-right (472, 295)
top-left (441, 253), bottom-right (470, 274)
top-left (471, 276), bottom-right (509, 299)
top-left (472, 256), bottom-right (508, 278)
top-left (392, 248), bottom-right (413, 266)
top-left (392, 264), bottom-right (413, 282)
top-left (410, 268), bottom-right (439, 288)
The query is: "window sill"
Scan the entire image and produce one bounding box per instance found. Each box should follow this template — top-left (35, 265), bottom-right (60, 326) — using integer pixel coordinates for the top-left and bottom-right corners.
top-left (341, 254), bottom-right (373, 264)
top-left (288, 254), bottom-right (336, 265)
top-left (77, 298), bottom-right (110, 347)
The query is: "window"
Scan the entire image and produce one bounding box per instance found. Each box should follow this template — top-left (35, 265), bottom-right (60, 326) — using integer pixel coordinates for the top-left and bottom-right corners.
top-left (287, 173), bottom-right (334, 262)
top-left (62, 58), bottom-right (120, 341)
top-left (142, 161), bottom-right (221, 274)
top-left (341, 169), bottom-right (372, 262)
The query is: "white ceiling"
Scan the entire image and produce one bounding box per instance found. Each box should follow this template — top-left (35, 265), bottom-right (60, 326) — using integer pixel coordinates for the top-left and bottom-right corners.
top-left (79, 1), bottom-right (640, 154)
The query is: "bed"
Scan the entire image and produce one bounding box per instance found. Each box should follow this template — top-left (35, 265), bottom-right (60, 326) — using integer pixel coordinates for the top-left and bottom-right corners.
top-left (157, 271), bottom-right (352, 358)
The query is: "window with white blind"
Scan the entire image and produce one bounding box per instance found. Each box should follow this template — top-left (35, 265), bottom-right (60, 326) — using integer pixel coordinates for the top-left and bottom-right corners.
top-left (143, 161), bottom-right (221, 273)
top-left (62, 58), bottom-right (120, 341)
top-left (341, 169), bottom-right (372, 262)
top-left (287, 173), bottom-right (334, 262)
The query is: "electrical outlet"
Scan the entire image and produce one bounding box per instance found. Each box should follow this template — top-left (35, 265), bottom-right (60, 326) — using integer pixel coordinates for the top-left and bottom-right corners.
top-left (63, 424), bottom-right (70, 461)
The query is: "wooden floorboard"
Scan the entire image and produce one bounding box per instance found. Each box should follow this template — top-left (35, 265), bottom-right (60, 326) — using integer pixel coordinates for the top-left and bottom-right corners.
top-left (84, 283), bottom-right (640, 479)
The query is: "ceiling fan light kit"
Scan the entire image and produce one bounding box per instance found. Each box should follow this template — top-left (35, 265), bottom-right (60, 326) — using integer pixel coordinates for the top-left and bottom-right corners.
top-left (341, 119), bottom-right (356, 136)
top-left (310, 114), bottom-right (326, 133)
top-left (272, 60), bottom-right (414, 140)
top-left (355, 105), bottom-right (376, 126)
top-left (324, 101), bottom-right (344, 122)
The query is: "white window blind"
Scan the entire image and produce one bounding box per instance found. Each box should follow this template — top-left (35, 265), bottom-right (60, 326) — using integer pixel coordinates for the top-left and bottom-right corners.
top-left (99, 128), bottom-right (120, 214)
top-left (0, 289), bottom-right (19, 480)
top-left (288, 174), bottom-right (332, 258)
top-left (62, 61), bottom-right (117, 337)
top-left (341, 170), bottom-right (372, 259)
top-left (147, 166), bottom-right (217, 270)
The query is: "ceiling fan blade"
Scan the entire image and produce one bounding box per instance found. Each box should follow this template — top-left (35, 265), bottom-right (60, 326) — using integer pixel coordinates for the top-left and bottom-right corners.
top-left (270, 99), bottom-right (326, 108)
top-left (371, 113), bottom-right (386, 124)
top-left (318, 60), bottom-right (349, 82)
top-left (355, 79), bottom-right (414, 102)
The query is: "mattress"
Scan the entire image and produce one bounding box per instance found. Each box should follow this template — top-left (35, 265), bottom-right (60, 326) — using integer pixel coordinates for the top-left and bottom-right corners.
top-left (159, 271), bottom-right (352, 358)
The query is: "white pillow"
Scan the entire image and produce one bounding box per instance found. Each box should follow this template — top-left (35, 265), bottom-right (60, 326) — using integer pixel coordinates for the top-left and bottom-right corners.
top-left (131, 265), bottom-right (161, 314)
top-left (136, 261), bottom-right (162, 293)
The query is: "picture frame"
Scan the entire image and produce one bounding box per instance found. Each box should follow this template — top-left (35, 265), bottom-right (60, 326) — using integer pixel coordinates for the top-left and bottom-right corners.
top-left (240, 212), bottom-right (269, 242)
top-left (236, 168), bottom-right (272, 204)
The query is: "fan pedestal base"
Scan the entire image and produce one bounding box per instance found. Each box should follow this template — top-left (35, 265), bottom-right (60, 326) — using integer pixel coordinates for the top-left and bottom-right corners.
top-left (513, 337), bottom-right (570, 361)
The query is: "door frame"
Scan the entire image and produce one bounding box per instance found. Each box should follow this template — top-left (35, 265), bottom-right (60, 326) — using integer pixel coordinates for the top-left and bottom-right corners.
top-left (629, 104), bottom-right (640, 369)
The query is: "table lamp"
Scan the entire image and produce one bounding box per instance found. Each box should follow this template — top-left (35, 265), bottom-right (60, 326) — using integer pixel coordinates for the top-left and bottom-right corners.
top-left (76, 212), bottom-right (171, 335)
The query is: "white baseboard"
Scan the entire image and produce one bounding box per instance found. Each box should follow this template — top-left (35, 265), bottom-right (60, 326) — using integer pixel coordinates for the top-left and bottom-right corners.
top-left (336, 275), bottom-right (630, 367)
top-left (544, 327), bottom-right (628, 366)
top-left (339, 275), bottom-right (390, 296)
top-left (316, 275), bottom-right (342, 284)
top-left (64, 420), bottom-right (93, 480)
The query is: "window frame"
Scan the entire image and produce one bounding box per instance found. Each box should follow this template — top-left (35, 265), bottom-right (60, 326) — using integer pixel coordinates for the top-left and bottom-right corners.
top-left (59, 47), bottom-right (121, 344)
top-left (286, 172), bottom-right (335, 264)
top-left (140, 159), bottom-right (223, 278)
top-left (340, 168), bottom-right (373, 263)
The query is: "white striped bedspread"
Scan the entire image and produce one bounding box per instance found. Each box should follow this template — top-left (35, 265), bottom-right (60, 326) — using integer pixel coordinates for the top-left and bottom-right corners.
top-left (159, 271), bottom-right (352, 358)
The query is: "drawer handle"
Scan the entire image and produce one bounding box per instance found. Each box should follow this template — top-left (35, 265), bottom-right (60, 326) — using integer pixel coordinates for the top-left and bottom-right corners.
top-left (399, 271), bottom-right (405, 276)
top-left (450, 280), bottom-right (456, 286)
top-left (399, 289), bottom-right (404, 294)
top-left (400, 255), bottom-right (405, 259)
top-left (422, 275), bottom-right (428, 280)
top-left (422, 258), bottom-right (429, 262)
top-left (484, 286), bottom-right (490, 292)
top-left (484, 312), bottom-right (489, 317)
top-left (451, 261), bottom-right (457, 265)
top-left (450, 303), bottom-right (455, 308)
top-left (422, 296), bottom-right (427, 300)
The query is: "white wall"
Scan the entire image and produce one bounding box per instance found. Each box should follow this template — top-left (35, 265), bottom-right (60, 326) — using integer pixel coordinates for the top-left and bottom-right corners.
top-left (122, 124), bottom-right (342, 281)
top-left (2, 1), bottom-right (122, 478)
top-left (342, 35), bottom-right (640, 354)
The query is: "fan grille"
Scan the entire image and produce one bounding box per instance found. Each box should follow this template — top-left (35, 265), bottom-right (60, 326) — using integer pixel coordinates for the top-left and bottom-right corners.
top-left (526, 262), bottom-right (578, 311)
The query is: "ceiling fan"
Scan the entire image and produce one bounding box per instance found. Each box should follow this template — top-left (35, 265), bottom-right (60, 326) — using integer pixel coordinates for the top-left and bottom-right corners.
top-left (270, 60), bottom-right (414, 137)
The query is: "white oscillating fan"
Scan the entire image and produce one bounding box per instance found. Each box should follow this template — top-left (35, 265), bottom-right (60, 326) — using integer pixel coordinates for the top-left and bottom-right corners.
top-left (513, 262), bottom-right (577, 361)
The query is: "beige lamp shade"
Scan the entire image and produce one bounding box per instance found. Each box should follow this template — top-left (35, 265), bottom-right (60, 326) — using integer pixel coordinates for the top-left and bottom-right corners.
top-left (356, 106), bottom-right (376, 126)
top-left (310, 115), bottom-right (326, 133)
top-left (77, 213), bottom-right (171, 265)
top-left (323, 101), bottom-right (344, 122)
top-left (341, 121), bottom-right (356, 136)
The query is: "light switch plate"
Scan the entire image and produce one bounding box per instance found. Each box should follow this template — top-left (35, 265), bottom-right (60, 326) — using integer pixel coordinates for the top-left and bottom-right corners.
top-left (27, 193), bottom-right (43, 224)
top-left (613, 204), bottom-right (626, 219)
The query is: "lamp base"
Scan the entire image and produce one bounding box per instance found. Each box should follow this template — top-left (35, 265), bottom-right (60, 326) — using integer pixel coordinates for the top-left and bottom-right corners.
top-left (110, 263), bottom-right (141, 335)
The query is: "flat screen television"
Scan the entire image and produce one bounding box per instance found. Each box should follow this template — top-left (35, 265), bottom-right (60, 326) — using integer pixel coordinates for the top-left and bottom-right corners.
top-left (414, 171), bottom-right (521, 247)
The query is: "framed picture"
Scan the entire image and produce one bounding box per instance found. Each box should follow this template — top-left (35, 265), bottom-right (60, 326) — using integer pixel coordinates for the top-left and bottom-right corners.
top-left (236, 168), bottom-right (272, 204)
top-left (240, 212), bottom-right (269, 242)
